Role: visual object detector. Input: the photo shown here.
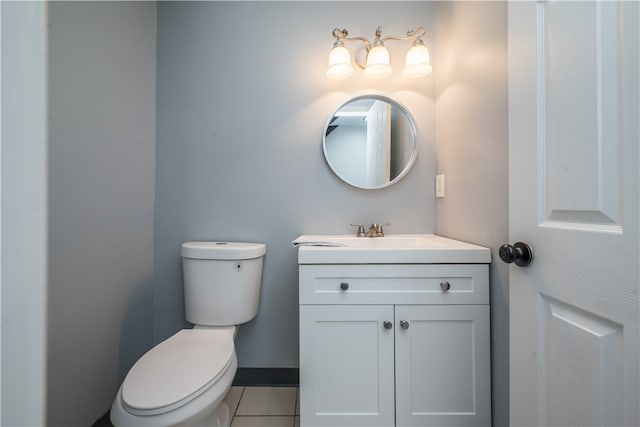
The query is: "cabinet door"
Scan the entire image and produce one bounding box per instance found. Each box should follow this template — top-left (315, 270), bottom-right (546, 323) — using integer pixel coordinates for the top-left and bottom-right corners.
top-left (395, 305), bottom-right (491, 427)
top-left (299, 305), bottom-right (395, 427)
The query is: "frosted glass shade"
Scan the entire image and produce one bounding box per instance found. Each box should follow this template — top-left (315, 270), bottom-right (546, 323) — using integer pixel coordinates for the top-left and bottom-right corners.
top-left (364, 45), bottom-right (392, 79)
top-left (402, 44), bottom-right (432, 78)
top-left (326, 45), bottom-right (355, 79)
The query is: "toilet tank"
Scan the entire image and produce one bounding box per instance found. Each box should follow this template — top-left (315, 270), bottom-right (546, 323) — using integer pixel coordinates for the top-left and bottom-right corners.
top-left (181, 241), bottom-right (266, 326)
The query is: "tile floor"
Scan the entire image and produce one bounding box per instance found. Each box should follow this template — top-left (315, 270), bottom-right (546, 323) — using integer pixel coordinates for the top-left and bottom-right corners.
top-left (225, 386), bottom-right (300, 427)
top-left (93, 386), bottom-right (300, 427)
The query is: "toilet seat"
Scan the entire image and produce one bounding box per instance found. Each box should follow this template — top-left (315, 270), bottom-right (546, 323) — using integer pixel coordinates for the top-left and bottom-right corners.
top-left (121, 328), bottom-right (234, 416)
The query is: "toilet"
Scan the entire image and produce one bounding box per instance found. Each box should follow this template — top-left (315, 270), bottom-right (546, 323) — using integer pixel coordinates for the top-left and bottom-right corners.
top-left (110, 241), bottom-right (266, 427)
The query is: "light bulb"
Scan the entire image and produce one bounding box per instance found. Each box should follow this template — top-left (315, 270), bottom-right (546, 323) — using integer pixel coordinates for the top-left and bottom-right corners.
top-left (364, 45), bottom-right (392, 79)
top-left (326, 44), bottom-right (355, 79)
top-left (402, 41), bottom-right (432, 78)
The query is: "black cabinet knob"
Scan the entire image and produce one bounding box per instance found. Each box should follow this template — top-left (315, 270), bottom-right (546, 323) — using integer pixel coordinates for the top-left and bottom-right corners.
top-left (340, 282), bottom-right (349, 291)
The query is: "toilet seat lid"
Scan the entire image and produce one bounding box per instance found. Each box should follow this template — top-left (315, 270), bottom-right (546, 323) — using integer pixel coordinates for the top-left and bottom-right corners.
top-left (122, 329), bottom-right (234, 411)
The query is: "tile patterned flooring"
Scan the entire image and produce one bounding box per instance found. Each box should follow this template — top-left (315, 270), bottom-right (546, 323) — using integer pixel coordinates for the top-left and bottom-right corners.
top-left (94, 386), bottom-right (299, 427)
top-left (226, 386), bottom-right (300, 427)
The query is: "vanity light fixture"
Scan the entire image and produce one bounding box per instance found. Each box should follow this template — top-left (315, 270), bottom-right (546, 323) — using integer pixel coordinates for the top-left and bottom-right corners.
top-left (326, 26), bottom-right (432, 80)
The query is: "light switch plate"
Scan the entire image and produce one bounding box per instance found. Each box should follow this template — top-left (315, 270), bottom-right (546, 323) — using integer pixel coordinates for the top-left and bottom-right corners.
top-left (436, 174), bottom-right (445, 198)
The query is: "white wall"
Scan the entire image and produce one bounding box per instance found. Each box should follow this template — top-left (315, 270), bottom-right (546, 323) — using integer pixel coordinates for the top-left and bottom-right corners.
top-left (1, 2), bottom-right (49, 425)
top-left (434, 2), bottom-right (510, 425)
top-left (155, 1), bottom-right (437, 367)
top-left (46, 2), bottom-right (156, 425)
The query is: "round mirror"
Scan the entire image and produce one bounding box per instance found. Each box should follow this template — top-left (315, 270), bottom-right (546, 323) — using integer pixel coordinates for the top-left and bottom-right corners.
top-left (322, 95), bottom-right (418, 189)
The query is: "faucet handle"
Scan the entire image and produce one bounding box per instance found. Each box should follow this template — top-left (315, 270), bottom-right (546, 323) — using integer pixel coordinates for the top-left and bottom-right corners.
top-left (376, 223), bottom-right (391, 236)
top-left (350, 223), bottom-right (366, 237)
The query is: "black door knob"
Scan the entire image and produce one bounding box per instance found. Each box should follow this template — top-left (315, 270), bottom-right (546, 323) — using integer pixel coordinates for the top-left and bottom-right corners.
top-left (499, 242), bottom-right (533, 267)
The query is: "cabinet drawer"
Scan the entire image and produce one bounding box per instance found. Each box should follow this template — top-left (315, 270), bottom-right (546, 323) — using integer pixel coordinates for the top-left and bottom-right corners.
top-left (299, 264), bottom-right (489, 305)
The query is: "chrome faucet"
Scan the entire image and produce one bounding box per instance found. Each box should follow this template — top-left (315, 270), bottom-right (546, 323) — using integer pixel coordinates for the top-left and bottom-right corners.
top-left (351, 222), bottom-right (390, 237)
top-left (367, 223), bottom-right (389, 237)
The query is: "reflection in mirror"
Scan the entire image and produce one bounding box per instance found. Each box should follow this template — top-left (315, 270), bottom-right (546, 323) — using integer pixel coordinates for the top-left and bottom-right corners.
top-left (323, 95), bottom-right (417, 189)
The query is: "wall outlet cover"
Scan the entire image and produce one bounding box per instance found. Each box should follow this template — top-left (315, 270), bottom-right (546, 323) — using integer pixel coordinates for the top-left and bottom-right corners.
top-left (436, 174), bottom-right (445, 198)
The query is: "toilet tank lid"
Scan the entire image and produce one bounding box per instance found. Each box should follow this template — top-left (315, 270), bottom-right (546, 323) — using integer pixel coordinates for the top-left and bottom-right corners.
top-left (181, 241), bottom-right (266, 260)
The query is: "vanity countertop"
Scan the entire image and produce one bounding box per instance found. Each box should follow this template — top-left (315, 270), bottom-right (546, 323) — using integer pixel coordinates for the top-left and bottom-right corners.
top-left (294, 234), bottom-right (491, 264)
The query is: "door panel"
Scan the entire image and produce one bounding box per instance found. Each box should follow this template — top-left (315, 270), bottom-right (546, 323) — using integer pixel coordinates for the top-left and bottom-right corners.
top-left (539, 1), bottom-right (622, 230)
top-left (395, 305), bottom-right (491, 427)
top-left (542, 296), bottom-right (623, 426)
top-left (509, 1), bottom-right (639, 425)
top-left (366, 100), bottom-right (391, 187)
top-left (299, 305), bottom-right (395, 427)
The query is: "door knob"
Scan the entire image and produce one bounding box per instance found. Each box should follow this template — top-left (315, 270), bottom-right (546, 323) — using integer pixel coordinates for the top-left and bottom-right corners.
top-left (499, 242), bottom-right (533, 267)
top-left (400, 320), bottom-right (410, 329)
top-left (383, 321), bottom-right (393, 330)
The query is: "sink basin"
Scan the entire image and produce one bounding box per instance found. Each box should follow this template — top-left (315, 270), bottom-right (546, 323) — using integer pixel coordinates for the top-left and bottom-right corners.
top-left (294, 234), bottom-right (491, 264)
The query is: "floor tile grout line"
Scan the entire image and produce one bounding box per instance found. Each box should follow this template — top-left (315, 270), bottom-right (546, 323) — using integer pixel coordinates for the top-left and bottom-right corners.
top-left (234, 386), bottom-right (245, 417)
top-left (230, 386), bottom-right (299, 424)
top-left (235, 386), bottom-right (298, 417)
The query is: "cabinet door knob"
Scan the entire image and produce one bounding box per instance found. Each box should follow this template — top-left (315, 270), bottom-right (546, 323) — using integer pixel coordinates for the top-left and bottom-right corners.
top-left (340, 282), bottom-right (349, 291)
top-left (400, 320), bottom-right (410, 329)
top-left (383, 321), bottom-right (393, 330)
top-left (440, 281), bottom-right (451, 292)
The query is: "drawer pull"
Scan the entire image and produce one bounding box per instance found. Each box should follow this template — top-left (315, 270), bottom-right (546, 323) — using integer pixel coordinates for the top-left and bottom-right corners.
top-left (340, 282), bottom-right (349, 291)
top-left (383, 321), bottom-right (393, 330)
top-left (400, 320), bottom-right (410, 329)
top-left (440, 281), bottom-right (451, 292)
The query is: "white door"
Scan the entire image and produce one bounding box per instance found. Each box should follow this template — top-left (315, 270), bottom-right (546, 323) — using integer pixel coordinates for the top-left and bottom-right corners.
top-left (394, 305), bottom-right (491, 427)
top-left (508, 1), bottom-right (639, 426)
top-left (365, 100), bottom-right (391, 187)
top-left (299, 305), bottom-right (395, 427)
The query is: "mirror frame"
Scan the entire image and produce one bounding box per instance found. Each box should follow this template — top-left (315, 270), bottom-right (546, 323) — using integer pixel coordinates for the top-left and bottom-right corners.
top-left (322, 94), bottom-right (418, 190)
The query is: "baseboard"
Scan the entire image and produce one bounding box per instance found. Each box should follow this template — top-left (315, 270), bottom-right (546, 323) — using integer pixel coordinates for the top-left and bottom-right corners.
top-left (233, 367), bottom-right (299, 387)
top-left (92, 411), bottom-right (113, 427)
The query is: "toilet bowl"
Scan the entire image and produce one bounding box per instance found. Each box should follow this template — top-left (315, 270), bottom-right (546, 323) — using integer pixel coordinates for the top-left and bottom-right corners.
top-left (111, 328), bottom-right (237, 426)
top-left (111, 242), bottom-right (266, 427)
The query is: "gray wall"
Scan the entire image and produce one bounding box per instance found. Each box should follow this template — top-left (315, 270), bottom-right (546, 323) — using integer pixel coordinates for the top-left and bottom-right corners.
top-left (155, 1), bottom-right (437, 367)
top-left (46, 2), bottom-right (156, 425)
top-left (1, 3), bottom-right (510, 425)
top-left (434, 2), bottom-right (509, 426)
top-left (1, 2), bottom-right (48, 425)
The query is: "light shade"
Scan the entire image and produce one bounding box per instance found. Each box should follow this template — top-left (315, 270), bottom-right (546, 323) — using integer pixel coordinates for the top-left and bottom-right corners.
top-left (326, 45), bottom-right (355, 79)
top-left (402, 43), bottom-right (432, 78)
top-left (364, 45), bottom-right (392, 79)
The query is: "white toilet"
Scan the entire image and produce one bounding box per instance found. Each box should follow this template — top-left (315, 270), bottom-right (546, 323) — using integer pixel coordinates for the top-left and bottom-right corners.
top-left (110, 241), bottom-right (266, 427)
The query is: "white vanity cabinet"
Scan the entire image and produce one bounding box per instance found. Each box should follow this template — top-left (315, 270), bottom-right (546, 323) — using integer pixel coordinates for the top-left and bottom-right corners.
top-left (298, 263), bottom-right (491, 427)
